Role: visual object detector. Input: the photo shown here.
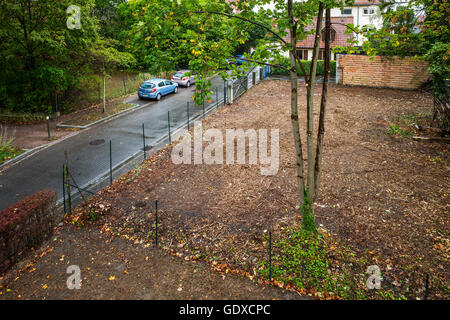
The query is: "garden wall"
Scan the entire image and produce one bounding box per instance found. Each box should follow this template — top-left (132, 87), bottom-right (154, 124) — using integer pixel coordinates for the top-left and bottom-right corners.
top-left (0, 190), bottom-right (57, 274)
top-left (336, 54), bottom-right (430, 90)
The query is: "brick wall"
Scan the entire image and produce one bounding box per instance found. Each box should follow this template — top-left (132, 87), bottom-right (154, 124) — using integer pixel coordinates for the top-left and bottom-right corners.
top-left (337, 54), bottom-right (429, 90)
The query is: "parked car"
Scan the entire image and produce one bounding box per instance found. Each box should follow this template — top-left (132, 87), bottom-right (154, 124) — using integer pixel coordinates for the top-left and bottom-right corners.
top-left (138, 79), bottom-right (179, 101)
top-left (227, 54), bottom-right (246, 66)
top-left (171, 70), bottom-right (195, 87)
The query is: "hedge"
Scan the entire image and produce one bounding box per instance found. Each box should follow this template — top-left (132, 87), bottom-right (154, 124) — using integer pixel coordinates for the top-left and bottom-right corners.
top-left (0, 190), bottom-right (57, 274)
top-left (271, 56), bottom-right (336, 77)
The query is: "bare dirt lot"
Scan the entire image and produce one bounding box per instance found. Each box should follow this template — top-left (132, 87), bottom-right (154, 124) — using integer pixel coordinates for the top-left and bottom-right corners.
top-left (0, 223), bottom-right (303, 300)
top-left (40, 81), bottom-right (450, 299)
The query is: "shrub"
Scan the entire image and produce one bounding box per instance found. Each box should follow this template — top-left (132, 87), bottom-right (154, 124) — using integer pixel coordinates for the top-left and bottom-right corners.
top-left (0, 190), bottom-right (57, 274)
top-left (271, 56), bottom-right (336, 77)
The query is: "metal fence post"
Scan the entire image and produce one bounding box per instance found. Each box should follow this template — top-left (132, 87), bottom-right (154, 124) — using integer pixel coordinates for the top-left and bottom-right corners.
top-left (269, 230), bottom-right (272, 281)
top-left (64, 151), bottom-right (72, 215)
top-left (168, 111), bottom-right (171, 144)
top-left (224, 81), bottom-right (227, 106)
top-left (216, 87), bottom-right (219, 109)
top-left (142, 123), bottom-right (146, 160)
top-left (202, 98), bottom-right (205, 119)
top-left (187, 101), bottom-right (190, 129)
top-left (155, 200), bottom-right (158, 246)
top-left (109, 140), bottom-right (113, 185)
top-left (62, 164), bottom-right (66, 214)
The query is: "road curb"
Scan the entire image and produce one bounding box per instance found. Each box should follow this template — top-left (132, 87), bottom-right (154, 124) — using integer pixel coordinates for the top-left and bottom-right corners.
top-left (56, 102), bottom-right (148, 129)
top-left (0, 101), bottom-right (154, 172)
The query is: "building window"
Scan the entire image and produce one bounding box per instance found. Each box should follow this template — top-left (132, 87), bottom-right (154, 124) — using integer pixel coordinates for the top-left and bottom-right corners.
top-left (317, 49), bottom-right (332, 61)
top-left (341, 8), bottom-right (352, 15)
top-left (296, 49), bottom-right (309, 60)
top-left (363, 8), bottom-right (375, 15)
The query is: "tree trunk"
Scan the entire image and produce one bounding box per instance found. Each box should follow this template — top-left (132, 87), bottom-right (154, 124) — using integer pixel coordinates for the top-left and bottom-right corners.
top-left (313, 8), bottom-right (331, 202)
top-left (306, 2), bottom-right (324, 201)
top-left (288, 0), bottom-right (306, 205)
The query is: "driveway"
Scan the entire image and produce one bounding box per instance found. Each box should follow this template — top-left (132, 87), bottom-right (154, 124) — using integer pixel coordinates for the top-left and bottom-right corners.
top-left (0, 77), bottom-right (225, 211)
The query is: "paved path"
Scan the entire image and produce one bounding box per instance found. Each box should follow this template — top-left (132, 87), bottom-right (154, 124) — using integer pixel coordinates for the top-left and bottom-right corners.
top-left (0, 77), bottom-right (225, 211)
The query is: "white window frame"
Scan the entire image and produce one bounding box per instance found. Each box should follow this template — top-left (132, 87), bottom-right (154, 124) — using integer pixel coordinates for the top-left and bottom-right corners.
top-left (363, 7), bottom-right (375, 15)
top-left (341, 8), bottom-right (352, 15)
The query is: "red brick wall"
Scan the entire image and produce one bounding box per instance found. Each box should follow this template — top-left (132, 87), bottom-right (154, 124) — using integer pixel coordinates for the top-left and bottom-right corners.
top-left (337, 54), bottom-right (429, 90)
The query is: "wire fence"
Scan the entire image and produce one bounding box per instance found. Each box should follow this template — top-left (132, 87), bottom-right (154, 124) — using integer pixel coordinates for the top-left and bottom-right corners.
top-left (61, 66), bottom-right (271, 214)
top-left (60, 65), bottom-right (273, 279)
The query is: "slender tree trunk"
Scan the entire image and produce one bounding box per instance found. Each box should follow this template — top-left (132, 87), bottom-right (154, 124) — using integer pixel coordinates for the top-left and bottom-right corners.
top-left (313, 8), bottom-right (331, 202)
top-left (306, 2), bottom-right (324, 201)
top-left (288, 0), bottom-right (306, 205)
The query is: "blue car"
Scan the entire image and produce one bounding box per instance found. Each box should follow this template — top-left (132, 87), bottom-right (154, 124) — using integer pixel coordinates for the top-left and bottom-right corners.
top-left (227, 55), bottom-right (245, 66)
top-left (138, 79), bottom-right (179, 101)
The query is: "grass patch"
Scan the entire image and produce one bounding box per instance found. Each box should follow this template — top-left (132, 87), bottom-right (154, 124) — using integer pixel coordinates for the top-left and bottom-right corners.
top-left (0, 145), bottom-right (23, 165)
top-left (387, 124), bottom-right (413, 138)
top-left (257, 225), bottom-right (406, 300)
top-left (61, 102), bottom-right (135, 127)
top-left (0, 125), bottom-right (23, 165)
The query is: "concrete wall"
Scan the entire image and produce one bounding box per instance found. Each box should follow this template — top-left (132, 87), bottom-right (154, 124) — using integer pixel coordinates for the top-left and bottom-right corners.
top-left (337, 54), bottom-right (429, 90)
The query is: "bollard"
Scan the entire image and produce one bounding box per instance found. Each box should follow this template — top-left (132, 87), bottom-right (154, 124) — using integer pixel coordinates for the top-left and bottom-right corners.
top-left (187, 101), bottom-right (190, 129)
top-left (142, 123), bottom-right (146, 160)
top-left (46, 116), bottom-right (51, 141)
top-left (109, 140), bottom-right (113, 185)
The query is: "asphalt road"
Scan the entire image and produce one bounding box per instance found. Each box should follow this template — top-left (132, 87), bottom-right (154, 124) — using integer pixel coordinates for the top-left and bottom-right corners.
top-left (0, 77), bottom-right (226, 211)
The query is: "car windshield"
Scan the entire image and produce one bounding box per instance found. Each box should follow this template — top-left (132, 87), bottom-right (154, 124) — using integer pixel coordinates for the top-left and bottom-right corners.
top-left (174, 73), bottom-right (184, 77)
top-left (141, 82), bottom-right (155, 89)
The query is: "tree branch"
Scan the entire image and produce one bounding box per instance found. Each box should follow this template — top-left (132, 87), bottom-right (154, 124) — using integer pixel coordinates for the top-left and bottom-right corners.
top-left (194, 11), bottom-right (288, 45)
top-left (229, 56), bottom-right (290, 71)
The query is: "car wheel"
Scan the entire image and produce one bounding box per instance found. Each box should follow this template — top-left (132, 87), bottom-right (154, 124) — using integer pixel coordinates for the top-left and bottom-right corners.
top-left (186, 81), bottom-right (190, 88)
top-left (174, 87), bottom-right (178, 94)
top-left (156, 93), bottom-right (161, 101)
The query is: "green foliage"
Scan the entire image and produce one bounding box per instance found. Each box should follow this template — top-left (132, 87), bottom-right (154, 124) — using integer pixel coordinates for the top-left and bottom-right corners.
top-left (258, 225), bottom-right (363, 298)
top-left (387, 124), bottom-right (412, 138)
top-left (267, 228), bottom-right (329, 290)
top-left (94, 0), bottom-right (128, 42)
top-left (89, 210), bottom-right (99, 222)
top-left (361, 0), bottom-right (449, 107)
top-left (0, 126), bottom-right (22, 164)
top-left (424, 42), bottom-right (450, 100)
top-left (0, 0), bottom-right (135, 114)
top-left (272, 56), bottom-right (336, 77)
